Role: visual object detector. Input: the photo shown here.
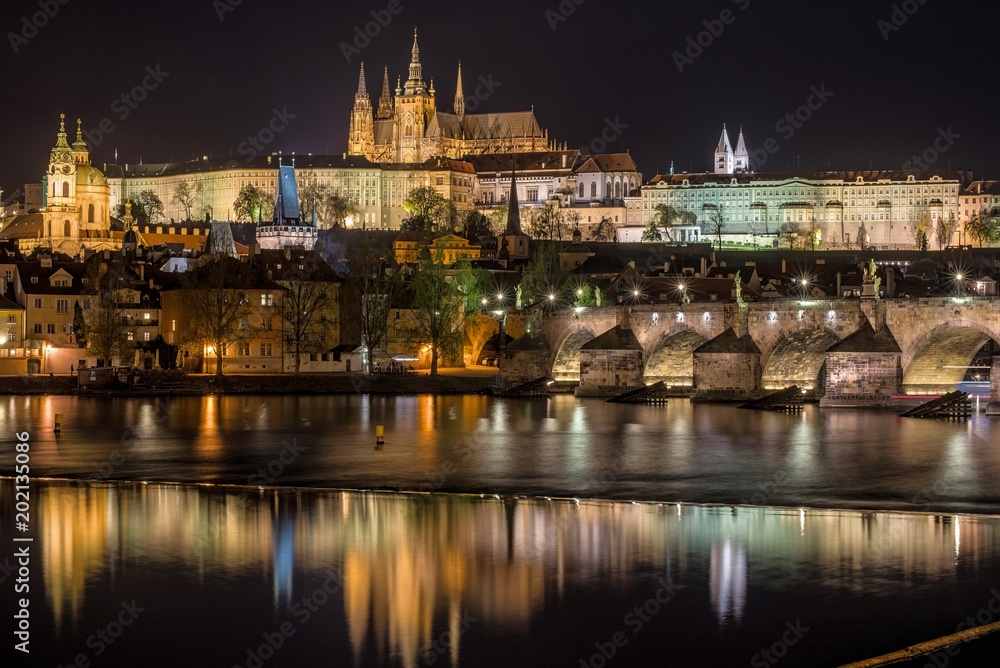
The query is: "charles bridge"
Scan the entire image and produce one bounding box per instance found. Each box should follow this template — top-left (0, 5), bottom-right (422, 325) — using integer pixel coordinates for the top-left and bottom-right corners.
top-left (496, 297), bottom-right (1000, 413)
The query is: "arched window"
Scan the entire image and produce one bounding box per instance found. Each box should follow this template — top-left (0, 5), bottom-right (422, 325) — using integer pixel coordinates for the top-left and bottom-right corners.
top-left (578, 183), bottom-right (584, 198)
top-left (64, 220), bottom-right (72, 237)
top-left (606, 181), bottom-right (612, 198)
top-left (590, 182), bottom-right (597, 198)
top-left (615, 181), bottom-right (621, 199)
top-left (87, 204), bottom-right (95, 223)
top-left (61, 182), bottom-right (70, 198)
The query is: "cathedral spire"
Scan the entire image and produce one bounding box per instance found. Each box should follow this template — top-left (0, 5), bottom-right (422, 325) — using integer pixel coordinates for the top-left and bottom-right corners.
top-left (377, 66), bottom-right (393, 119)
top-left (504, 163), bottom-right (524, 236)
top-left (454, 61), bottom-right (465, 121)
top-left (72, 117), bottom-right (89, 163)
top-left (405, 27), bottom-right (426, 95)
top-left (356, 61), bottom-right (369, 99)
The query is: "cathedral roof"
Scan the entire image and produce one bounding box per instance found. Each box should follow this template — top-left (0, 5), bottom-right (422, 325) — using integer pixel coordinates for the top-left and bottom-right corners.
top-left (716, 126), bottom-right (732, 154)
top-left (459, 111), bottom-right (543, 141)
top-left (575, 153), bottom-right (639, 174)
top-left (374, 119), bottom-right (395, 146)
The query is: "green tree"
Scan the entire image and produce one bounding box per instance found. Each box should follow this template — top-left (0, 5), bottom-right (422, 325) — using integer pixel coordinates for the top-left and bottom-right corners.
top-left (327, 194), bottom-right (357, 228)
top-left (518, 242), bottom-right (567, 306)
top-left (461, 210), bottom-right (492, 240)
top-left (407, 253), bottom-right (466, 376)
top-left (403, 187), bottom-right (449, 232)
top-left (965, 212), bottom-right (999, 248)
top-left (936, 214), bottom-right (959, 249)
top-left (233, 184), bottom-right (272, 222)
top-left (641, 219), bottom-right (663, 242)
top-left (488, 207), bottom-right (508, 235)
top-left (914, 209), bottom-right (932, 251)
top-left (452, 261), bottom-right (494, 313)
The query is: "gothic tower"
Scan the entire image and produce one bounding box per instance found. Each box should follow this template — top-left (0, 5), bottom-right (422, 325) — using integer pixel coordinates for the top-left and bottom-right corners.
top-left (348, 62), bottom-right (375, 159)
top-left (394, 28), bottom-right (436, 162)
top-left (454, 61), bottom-right (465, 121)
top-left (377, 66), bottom-right (394, 120)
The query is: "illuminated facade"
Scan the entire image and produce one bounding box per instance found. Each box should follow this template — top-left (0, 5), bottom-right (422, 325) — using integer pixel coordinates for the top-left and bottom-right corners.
top-left (348, 30), bottom-right (555, 164)
top-left (640, 169), bottom-right (962, 249)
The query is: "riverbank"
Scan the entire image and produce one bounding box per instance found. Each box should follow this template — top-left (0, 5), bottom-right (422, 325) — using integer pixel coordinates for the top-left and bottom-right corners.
top-left (0, 367), bottom-right (499, 396)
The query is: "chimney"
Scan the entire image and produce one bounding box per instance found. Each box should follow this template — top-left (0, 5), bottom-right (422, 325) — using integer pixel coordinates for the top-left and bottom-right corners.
top-left (836, 272), bottom-right (842, 298)
top-left (781, 259), bottom-right (787, 274)
top-left (562, 154), bottom-right (567, 168)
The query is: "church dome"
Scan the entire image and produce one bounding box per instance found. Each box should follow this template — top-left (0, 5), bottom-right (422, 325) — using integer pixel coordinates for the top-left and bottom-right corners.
top-left (76, 164), bottom-right (108, 188)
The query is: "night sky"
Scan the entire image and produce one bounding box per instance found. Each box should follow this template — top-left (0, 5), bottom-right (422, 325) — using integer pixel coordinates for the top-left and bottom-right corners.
top-left (3, 0), bottom-right (999, 193)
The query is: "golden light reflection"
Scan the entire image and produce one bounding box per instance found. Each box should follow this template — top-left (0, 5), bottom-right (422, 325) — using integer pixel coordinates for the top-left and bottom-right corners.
top-left (28, 481), bottom-right (1000, 662)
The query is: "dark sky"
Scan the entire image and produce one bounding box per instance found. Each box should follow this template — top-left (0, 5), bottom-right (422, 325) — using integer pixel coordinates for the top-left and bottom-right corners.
top-left (3, 0), bottom-right (999, 194)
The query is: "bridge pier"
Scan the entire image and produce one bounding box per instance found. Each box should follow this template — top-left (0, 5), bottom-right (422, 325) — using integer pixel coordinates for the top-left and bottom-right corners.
top-left (692, 329), bottom-right (762, 402)
top-left (575, 326), bottom-right (645, 397)
top-left (988, 356), bottom-right (1000, 416)
top-left (498, 333), bottom-right (551, 386)
top-left (820, 324), bottom-right (902, 408)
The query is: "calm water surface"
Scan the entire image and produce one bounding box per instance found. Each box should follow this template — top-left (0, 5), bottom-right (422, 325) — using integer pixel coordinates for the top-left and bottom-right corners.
top-left (2, 396), bottom-right (999, 666)
top-left (0, 394), bottom-right (997, 512)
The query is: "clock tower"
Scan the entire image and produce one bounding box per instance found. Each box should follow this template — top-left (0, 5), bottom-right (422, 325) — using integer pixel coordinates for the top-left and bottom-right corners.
top-left (46, 114), bottom-right (77, 208)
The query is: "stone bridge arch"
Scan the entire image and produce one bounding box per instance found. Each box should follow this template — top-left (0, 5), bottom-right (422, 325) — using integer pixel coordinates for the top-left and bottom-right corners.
top-left (551, 326), bottom-right (597, 382)
top-left (643, 327), bottom-right (709, 388)
top-left (760, 327), bottom-right (841, 391)
top-left (900, 321), bottom-right (1000, 395)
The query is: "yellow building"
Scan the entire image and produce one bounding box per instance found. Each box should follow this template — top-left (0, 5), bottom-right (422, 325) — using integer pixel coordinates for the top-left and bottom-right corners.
top-left (394, 233), bottom-right (481, 265)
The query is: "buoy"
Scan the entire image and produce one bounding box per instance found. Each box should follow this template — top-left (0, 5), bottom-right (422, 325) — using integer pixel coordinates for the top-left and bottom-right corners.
top-left (54, 413), bottom-right (63, 434)
top-left (375, 425), bottom-right (385, 449)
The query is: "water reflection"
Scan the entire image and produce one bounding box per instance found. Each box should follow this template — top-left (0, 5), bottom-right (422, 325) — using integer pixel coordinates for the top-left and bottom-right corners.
top-left (20, 480), bottom-right (1000, 666)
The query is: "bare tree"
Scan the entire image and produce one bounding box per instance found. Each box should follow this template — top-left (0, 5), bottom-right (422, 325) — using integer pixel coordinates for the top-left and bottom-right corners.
top-left (703, 206), bottom-right (725, 251)
top-left (274, 254), bottom-right (339, 375)
top-left (173, 182), bottom-right (197, 221)
top-left (82, 260), bottom-right (135, 367)
top-left (346, 241), bottom-right (401, 373)
top-left (180, 256), bottom-right (255, 376)
top-left (777, 222), bottom-right (800, 250)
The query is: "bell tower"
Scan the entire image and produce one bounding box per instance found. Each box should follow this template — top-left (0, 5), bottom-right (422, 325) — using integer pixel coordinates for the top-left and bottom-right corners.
top-left (395, 28), bottom-right (436, 163)
top-left (47, 114), bottom-right (77, 208)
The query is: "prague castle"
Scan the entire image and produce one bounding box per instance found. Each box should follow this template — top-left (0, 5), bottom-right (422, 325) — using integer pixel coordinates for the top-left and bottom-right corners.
top-left (348, 29), bottom-right (556, 163)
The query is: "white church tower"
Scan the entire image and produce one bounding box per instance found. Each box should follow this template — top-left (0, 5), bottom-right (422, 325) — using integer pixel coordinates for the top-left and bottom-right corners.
top-left (734, 127), bottom-right (750, 173)
top-left (714, 125), bottom-right (734, 175)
